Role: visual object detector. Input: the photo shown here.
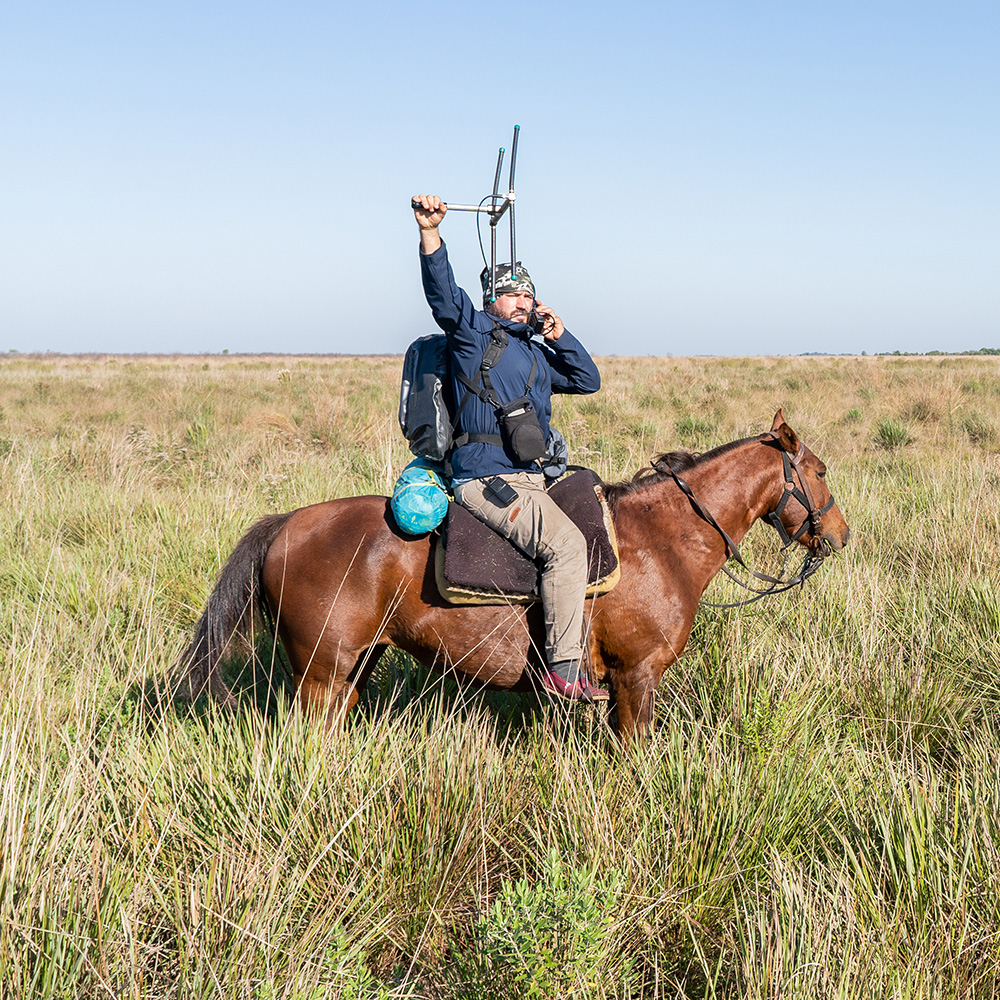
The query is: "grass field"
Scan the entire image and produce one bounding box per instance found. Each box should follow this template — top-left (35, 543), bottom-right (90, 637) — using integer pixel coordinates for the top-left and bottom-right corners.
top-left (2, 352), bottom-right (1000, 998)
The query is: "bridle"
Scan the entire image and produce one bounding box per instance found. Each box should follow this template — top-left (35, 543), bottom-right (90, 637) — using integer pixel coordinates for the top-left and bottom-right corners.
top-left (665, 434), bottom-right (837, 609)
top-left (763, 441), bottom-right (836, 547)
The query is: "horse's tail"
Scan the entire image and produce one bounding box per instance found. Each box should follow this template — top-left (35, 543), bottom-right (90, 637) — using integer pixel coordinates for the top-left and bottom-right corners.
top-left (172, 511), bottom-right (294, 707)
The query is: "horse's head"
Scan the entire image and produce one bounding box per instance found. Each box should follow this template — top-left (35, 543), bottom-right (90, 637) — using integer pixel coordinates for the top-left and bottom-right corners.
top-left (764, 409), bottom-right (850, 557)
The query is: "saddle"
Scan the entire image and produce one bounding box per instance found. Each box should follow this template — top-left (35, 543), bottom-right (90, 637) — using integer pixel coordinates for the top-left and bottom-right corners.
top-left (434, 470), bottom-right (620, 605)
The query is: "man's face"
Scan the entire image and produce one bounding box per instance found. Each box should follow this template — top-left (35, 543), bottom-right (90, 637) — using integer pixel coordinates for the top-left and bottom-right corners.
top-left (488, 289), bottom-right (535, 323)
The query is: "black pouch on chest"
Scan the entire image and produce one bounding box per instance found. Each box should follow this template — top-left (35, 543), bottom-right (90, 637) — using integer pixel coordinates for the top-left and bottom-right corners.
top-left (496, 395), bottom-right (547, 462)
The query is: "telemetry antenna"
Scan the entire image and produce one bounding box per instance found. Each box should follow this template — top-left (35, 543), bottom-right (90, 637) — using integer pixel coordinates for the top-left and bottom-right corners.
top-left (411, 125), bottom-right (521, 302)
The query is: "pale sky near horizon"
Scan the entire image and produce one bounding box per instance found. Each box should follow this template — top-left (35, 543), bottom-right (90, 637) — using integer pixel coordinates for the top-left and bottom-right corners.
top-left (2, 1), bottom-right (997, 356)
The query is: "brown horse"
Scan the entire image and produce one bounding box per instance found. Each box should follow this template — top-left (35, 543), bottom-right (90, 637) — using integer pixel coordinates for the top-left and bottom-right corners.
top-left (175, 410), bottom-right (849, 737)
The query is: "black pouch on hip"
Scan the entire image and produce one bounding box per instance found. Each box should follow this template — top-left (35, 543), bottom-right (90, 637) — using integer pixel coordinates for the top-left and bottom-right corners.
top-left (497, 397), bottom-right (548, 463)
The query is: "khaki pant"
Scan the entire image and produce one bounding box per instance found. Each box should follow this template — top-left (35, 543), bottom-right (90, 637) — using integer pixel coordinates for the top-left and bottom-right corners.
top-left (453, 472), bottom-right (588, 666)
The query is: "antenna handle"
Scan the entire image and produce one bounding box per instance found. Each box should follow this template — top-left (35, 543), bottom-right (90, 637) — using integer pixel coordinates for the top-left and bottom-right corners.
top-left (410, 199), bottom-right (512, 215)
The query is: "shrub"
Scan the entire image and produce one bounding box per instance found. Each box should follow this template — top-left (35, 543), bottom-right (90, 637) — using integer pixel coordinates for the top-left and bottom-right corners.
top-left (464, 851), bottom-right (628, 998)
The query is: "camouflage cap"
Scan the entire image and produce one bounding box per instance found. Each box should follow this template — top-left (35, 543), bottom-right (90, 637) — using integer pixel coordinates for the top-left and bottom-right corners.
top-left (480, 262), bottom-right (535, 304)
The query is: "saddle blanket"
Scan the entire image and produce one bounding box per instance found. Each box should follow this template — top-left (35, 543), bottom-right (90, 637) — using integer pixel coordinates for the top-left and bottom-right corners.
top-left (434, 470), bottom-right (620, 605)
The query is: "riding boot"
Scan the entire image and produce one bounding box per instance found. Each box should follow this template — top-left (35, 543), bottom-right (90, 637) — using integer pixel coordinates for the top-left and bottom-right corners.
top-left (541, 660), bottom-right (609, 704)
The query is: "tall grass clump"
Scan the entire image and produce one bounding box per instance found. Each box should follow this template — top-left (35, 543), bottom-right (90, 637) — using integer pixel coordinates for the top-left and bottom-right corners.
top-left (872, 416), bottom-right (913, 449)
top-left (2, 352), bottom-right (1000, 996)
top-left (959, 410), bottom-right (997, 445)
top-left (675, 413), bottom-right (716, 447)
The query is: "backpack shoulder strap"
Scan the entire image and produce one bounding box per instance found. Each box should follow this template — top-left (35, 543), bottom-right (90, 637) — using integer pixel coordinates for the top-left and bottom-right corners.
top-left (451, 324), bottom-right (508, 450)
top-left (456, 324), bottom-right (507, 406)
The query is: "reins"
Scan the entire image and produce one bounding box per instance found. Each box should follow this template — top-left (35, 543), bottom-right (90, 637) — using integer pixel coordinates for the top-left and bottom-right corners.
top-left (666, 435), bottom-right (833, 609)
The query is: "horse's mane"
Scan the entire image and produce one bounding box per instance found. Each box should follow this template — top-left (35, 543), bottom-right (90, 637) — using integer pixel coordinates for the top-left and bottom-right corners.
top-left (602, 436), bottom-right (761, 515)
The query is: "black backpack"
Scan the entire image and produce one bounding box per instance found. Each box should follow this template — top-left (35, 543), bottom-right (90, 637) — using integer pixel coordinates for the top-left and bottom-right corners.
top-left (398, 334), bottom-right (454, 462)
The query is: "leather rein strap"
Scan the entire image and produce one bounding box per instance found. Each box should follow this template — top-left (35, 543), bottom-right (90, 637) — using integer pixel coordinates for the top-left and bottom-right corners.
top-left (667, 435), bottom-right (834, 608)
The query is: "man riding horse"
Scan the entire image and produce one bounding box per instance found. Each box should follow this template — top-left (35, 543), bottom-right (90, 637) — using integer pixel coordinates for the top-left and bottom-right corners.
top-left (412, 194), bottom-right (607, 704)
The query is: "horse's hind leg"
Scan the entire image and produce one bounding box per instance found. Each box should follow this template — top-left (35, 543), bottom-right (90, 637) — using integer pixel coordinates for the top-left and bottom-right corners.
top-left (296, 644), bottom-right (387, 728)
top-left (327, 644), bottom-right (388, 726)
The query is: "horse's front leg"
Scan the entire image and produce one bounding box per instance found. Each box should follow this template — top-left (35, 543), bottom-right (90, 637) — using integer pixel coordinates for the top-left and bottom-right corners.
top-left (611, 655), bottom-right (667, 740)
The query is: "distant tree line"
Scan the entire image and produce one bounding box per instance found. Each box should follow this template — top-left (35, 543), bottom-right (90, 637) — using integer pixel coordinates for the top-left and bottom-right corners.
top-left (879, 348), bottom-right (1000, 356)
top-left (801, 348), bottom-right (999, 357)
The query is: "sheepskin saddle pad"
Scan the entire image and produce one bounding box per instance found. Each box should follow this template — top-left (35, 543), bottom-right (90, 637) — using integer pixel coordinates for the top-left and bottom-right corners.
top-left (435, 469), bottom-right (620, 605)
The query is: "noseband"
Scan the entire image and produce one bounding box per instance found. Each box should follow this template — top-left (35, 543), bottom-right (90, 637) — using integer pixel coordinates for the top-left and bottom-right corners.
top-left (666, 435), bottom-right (836, 608)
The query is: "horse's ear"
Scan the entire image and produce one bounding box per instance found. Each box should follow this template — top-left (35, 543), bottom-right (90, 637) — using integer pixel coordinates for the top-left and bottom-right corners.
top-left (769, 409), bottom-right (800, 454)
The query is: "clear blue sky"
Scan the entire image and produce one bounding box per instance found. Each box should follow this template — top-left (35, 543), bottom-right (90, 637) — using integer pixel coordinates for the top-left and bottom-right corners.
top-left (2, 1), bottom-right (997, 355)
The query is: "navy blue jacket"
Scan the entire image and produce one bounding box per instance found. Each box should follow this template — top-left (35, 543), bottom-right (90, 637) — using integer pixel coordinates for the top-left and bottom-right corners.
top-left (420, 242), bottom-right (601, 483)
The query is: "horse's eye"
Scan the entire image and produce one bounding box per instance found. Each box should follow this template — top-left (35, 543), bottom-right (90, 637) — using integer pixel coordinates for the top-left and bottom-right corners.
top-left (817, 471), bottom-right (826, 479)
